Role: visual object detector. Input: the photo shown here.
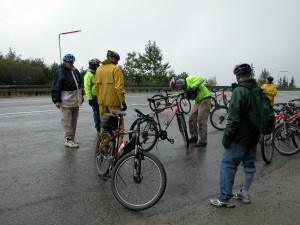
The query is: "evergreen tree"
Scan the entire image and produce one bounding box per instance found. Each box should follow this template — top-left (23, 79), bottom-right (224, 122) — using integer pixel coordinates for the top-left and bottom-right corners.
top-left (288, 76), bottom-right (296, 88)
top-left (257, 68), bottom-right (270, 86)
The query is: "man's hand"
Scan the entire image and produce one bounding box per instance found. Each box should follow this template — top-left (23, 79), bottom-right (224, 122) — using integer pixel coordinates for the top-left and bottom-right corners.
top-left (55, 102), bottom-right (61, 109)
top-left (121, 102), bottom-right (127, 111)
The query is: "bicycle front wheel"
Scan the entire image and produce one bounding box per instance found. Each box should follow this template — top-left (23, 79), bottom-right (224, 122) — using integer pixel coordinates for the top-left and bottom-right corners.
top-left (261, 133), bottom-right (274, 164)
top-left (210, 106), bottom-right (228, 131)
top-left (273, 123), bottom-right (300, 155)
top-left (129, 119), bottom-right (158, 152)
top-left (95, 131), bottom-right (114, 178)
top-left (149, 94), bottom-right (167, 112)
top-left (179, 97), bottom-right (191, 114)
top-left (176, 113), bottom-right (189, 147)
top-left (111, 152), bottom-right (167, 211)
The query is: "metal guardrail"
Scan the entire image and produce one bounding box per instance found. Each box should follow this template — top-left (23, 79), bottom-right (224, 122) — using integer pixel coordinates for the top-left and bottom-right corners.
top-left (0, 85), bottom-right (232, 96)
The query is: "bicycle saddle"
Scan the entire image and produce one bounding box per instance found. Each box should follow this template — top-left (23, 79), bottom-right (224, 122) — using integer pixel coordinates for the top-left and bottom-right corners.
top-left (112, 110), bottom-right (126, 117)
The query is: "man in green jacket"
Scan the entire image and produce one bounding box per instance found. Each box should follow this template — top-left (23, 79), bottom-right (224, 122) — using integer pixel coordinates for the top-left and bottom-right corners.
top-left (210, 63), bottom-right (260, 208)
top-left (84, 58), bottom-right (101, 134)
top-left (170, 76), bottom-right (212, 147)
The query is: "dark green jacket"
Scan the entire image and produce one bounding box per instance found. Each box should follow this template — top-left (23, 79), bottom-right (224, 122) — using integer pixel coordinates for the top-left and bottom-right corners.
top-left (223, 78), bottom-right (260, 146)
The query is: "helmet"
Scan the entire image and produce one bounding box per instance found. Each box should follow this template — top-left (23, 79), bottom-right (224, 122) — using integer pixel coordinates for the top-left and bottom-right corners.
top-left (233, 63), bottom-right (252, 76)
top-left (63, 54), bottom-right (75, 62)
top-left (170, 77), bottom-right (186, 89)
top-left (267, 76), bottom-right (274, 82)
top-left (107, 50), bottom-right (120, 61)
top-left (88, 58), bottom-right (100, 67)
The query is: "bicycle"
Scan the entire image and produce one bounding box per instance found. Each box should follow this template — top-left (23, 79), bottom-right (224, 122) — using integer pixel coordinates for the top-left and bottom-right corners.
top-left (260, 102), bottom-right (300, 163)
top-left (210, 89), bottom-right (228, 110)
top-left (149, 88), bottom-right (191, 114)
top-left (95, 110), bottom-right (167, 211)
top-left (130, 92), bottom-right (189, 151)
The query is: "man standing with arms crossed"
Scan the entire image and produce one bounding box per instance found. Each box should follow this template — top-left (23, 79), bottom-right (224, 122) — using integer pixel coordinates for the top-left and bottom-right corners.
top-left (95, 50), bottom-right (127, 133)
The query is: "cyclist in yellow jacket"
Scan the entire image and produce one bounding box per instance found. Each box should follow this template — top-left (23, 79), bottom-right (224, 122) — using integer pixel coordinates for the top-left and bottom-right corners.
top-left (95, 50), bottom-right (126, 133)
top-left (261, 76), bottom-right (277, 105)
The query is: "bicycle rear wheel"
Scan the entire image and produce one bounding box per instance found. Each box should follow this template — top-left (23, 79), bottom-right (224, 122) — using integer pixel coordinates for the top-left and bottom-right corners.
top-left (273, 123), bottom-right (300, 155)
top-left (179, 97), bottom-right (191, 114)
top-left (111, 151), bottom-right (167, 211)
top-left (261, 133), bottom-right (274, 164)
top-left (95, 131), bottom-right (114, 178)
top-left (210, 106), bottom-right (228, 131)
top-left (149, 94), bottom-right (167, 112)
top-left (176, 113), bottom-right (189, 147)
top-left (129, 119), bottom-right (158, 152)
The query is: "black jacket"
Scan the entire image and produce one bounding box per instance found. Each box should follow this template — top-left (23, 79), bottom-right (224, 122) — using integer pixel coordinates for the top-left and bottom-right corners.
top-left (223, 78), bottom-right (260, 146)
top-left (51, 64), bottom-right (82, 103)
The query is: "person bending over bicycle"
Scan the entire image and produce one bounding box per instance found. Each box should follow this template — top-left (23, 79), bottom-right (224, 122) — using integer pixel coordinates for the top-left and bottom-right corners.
top-left (170, 76), bottom-right (211, 147)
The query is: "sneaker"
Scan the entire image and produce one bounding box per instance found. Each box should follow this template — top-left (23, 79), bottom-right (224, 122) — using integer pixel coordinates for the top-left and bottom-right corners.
top-left (189, 137), bottom-right (198, 143)
top-left (210, 198), bottom-right (235, 208)
top-left (233, 190), bottom-right (251, 204)
top-left (64, 139), bottom-right (79, 148)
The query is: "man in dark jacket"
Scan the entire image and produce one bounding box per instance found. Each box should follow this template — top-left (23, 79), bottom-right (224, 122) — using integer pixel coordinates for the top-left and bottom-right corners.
top-left (51, 54), bottom-right (83, 148)
top-left (210, 63), bottom-right (260, 208)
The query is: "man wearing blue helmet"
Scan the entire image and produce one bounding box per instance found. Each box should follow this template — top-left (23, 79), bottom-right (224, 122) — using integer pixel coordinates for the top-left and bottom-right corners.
top-left (51, 54), bottom-right (84, 148)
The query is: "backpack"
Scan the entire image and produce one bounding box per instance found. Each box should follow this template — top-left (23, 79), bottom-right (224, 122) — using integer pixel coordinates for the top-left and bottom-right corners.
top-left (238, 84), bottom-right (275, 134)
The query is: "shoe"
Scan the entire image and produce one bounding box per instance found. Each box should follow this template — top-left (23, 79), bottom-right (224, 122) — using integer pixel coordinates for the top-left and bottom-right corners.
top-left (210, 198), bottom-right (235, 208)
top-left (64, 139), bottom-right (79, 148)
top-left (189, 137), bottom-right (198, 143)
top-left (233, 189), bottom-right (251, 204)
top-left (194, 141), bottom-right (207, 147)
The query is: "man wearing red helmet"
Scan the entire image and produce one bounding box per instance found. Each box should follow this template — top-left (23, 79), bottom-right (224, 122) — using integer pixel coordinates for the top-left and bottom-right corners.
top-left (261, 76), bottom-right (277, 105)
top-left (84, 58), bottom-right (101, 134)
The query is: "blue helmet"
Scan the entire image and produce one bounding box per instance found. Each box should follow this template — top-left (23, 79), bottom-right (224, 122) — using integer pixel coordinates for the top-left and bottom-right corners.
top-left (63, 54), bottom-right (75, 62)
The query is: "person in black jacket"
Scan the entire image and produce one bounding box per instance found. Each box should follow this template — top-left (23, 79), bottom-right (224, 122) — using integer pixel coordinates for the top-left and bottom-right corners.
top-left (210, 63), bottom-right (260, 208)
top-left (51, 54), bottom-right (83, 148)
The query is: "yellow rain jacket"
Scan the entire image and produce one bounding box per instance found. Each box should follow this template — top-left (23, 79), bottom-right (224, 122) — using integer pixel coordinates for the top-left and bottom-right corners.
top-left (261, 83), bottom-right (277, 105)
top-left (95, 61), bottom-right (125, 106)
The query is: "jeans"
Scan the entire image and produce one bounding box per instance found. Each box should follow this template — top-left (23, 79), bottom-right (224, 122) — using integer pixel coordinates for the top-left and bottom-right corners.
top-left (218, 142), bottom-right (257, 202)
top-left (91, 97), bottom-right (100, 131)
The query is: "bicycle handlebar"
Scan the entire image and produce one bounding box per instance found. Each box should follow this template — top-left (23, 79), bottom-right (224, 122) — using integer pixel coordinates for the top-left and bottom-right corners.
top-left (134, 108), bottom-right (148, 120)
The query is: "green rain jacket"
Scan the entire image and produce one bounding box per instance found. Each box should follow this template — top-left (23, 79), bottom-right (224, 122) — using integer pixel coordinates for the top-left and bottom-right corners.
top-left (84, 69), bottom-right (97, 101)
top-left (185, 76), bottom-right (212, 103)
top-left (223, 78), bottom-right (260, 146)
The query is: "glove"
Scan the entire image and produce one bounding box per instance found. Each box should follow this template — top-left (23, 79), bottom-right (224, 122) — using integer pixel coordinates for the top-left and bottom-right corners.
top-left (89, 100), bottom-right (95, 107)
top-left (186, 87), bottom-right (192, 93)
top-left (121, 102), bottom-right (127, 111)
top-left (222, 135), bottom-right (231, 149)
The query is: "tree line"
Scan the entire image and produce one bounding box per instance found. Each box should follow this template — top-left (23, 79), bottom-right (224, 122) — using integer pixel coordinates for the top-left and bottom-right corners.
top-left (0, 43), bottom-right (297, 88)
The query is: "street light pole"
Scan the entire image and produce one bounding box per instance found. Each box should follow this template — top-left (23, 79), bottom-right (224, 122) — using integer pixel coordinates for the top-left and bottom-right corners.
top-left (58, 30), bottom-right (81, 64)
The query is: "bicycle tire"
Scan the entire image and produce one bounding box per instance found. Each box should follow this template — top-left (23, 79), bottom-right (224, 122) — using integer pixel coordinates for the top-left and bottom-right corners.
top-left (129, 119), bottom-right (158, 152)
top-left (111, 151), bottom-right (167, 211)
top-left (210, 106), bottom-right (228, 131)
top-left (261, 133), bottom-right (274, 164)
top-left (176, 113), bottom-right (189, 147)
top-left (273, 123), bottom-right (300, 155)
top-left (149, 94), bottom-right (167, 112)
top-left (223, 95), bottom-right (228, 107)
top-left (179, 97), bottom-right (191, 114)
top-left (95, 131), bottom-right (114, 178)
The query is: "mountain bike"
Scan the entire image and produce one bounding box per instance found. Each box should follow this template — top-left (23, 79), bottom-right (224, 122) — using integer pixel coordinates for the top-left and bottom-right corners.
top-left (95, 110), bottom-right (167, 211)
top-left (130, 92), bottom-right (189, 151)
top-left (149, 88), bottom-right (191, 114)
top-left (260, 102), bottom-right (300, 163)
top-left (211, 89), bottom-right (228, 110)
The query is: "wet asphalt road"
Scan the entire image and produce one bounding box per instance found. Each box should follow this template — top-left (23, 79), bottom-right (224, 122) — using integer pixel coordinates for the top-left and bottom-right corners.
top-left (0, 91), bottom-right (299, 225)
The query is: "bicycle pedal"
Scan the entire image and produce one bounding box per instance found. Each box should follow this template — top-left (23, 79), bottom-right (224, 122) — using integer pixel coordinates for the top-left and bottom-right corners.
top-left (169, 139), bottom-right (174, 144)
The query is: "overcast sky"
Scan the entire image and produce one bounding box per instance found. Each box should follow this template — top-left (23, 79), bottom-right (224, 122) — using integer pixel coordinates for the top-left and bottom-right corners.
top-left (1, 0), bottom-right (299, 87)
